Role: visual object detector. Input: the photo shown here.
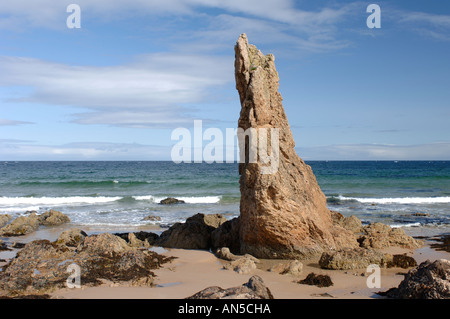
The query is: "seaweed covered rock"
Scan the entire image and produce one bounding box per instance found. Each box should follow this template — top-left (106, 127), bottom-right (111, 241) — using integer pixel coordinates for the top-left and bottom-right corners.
top-left (0, 232), bottom-right (175, 296)
top-left (55, 228), bottom-right (88, 247)
top-left (382, 259), bottom-right (450, 299)
top-left (298, 273), bottom-right (333, 288)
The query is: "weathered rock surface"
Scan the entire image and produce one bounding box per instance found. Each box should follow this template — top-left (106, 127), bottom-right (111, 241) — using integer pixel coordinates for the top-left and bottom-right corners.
top-left (0, 232), bottom-right (175, 296)
top-left (0, 213), bottom-right (41, 236)
top-left (0, 211), bottom-right (71, 237)
top-left (215, 247), bottom-right (240, 261)
top-left (38, 209), bottom-right (71, 226)
top-left (358, 222), bottom-right (422, 249)
top-left (187, 275), bottom-right (274, 299)
top-left (223, 256), bottom-right (258, 275)
top-left (319, 247), bottom-right (393, 270)
top-left (115, 231), bottom-right (159, 248)
top-left (235, 33), bottom-right (358, 259)
top-left (330, 211), bottom-right (364, 234)
top-left (269, 260), bottom-right (303, 276)
top-left (0, 214), bottom-right (12, 228)
top-left (156, 213), bottom-right (226, 250)
top-left (381, 259), bottom-right (450, 299)
top-left (55, 228), bottom-right (88, 247)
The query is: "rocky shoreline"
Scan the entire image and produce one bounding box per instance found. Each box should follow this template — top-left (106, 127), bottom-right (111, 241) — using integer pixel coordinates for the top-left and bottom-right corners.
top-left (0, 210), bottom-right (449, 299)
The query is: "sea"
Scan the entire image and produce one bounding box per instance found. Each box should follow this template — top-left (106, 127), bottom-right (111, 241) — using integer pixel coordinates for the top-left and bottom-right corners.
top-left (0, 161), bottom-right (449, 237)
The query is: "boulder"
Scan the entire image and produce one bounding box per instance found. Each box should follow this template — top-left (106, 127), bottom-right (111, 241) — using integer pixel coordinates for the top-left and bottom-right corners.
top-left (319, 247), bottom-right (393, 270)
top-left (159, 197), bottom-right (185, 205)
top-left (127, 233), bottom-right (146, 248)
top-left (38, 210), bottom-right (71, 226)
top-left (0, 214), bottom-right (12, 228)
top-left (331, 211), bottom-right (364, 234)
top-left (234, 33), bottom-right (358, 259)
top-left (211, 217), bottom-right (241, 254)
top-left (223, 255), bottom-right (259, 275)
top-left (78, 232), bottom-right (131, 257)
top-left (215, 247), bottom-right (239, 261)
top-left (55, 228), bottom-right (88, 247)
top-left (0, 211), bottom-right (71, 237)
top-left (269, 260), bottom-right (303, 276)
top-left (156, 213), bottom-right (226, 250)
top-left (381, 259), bottom-right (450, 299)
top-left (0, 213), bottom-right (41, 236)
top-left (358, 223), bottom-right (422, 249)
top-left (187, 275), bottom-right (274, 299)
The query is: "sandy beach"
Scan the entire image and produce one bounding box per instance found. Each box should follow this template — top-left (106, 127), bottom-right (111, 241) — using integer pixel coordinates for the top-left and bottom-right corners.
top-left (1, 223), bottom-right (447, 300)
top-left (51, 240), bottom-right (450, 300)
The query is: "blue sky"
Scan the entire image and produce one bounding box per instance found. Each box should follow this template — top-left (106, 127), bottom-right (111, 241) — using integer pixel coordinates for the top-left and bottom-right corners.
top-left (0, 0), bottom-right (449, 160)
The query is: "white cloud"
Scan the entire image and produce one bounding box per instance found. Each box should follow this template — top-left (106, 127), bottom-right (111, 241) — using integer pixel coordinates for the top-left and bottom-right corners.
top-left (0, 54), bottom-right (232, 128)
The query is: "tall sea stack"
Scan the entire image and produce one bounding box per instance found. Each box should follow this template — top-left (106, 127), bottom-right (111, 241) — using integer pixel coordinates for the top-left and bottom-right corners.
top-left (235, 33), bottom-right (358, 259)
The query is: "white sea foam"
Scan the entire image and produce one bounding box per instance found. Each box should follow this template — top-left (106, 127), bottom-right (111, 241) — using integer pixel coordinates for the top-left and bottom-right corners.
top-left (337, 196), bottom-right (450, 204)
top-left (133, 195), bottom-right (221, 204)
top-left (1, 206), bottom-right (41, 212)
top-left (390, 222), bottom-right (421, 228)
top-left (0, 196), bottom-right (122, 206)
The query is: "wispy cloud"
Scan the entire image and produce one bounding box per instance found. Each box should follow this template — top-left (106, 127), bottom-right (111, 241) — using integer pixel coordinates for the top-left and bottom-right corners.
top-left (396, 10), bottom-right (450, 41)
top-left (0, 0), bottom-right (360, 53)
top-left (0, 54), bottom-right (231, 128)
top-left (0, 118), bottom-right (33, 126)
